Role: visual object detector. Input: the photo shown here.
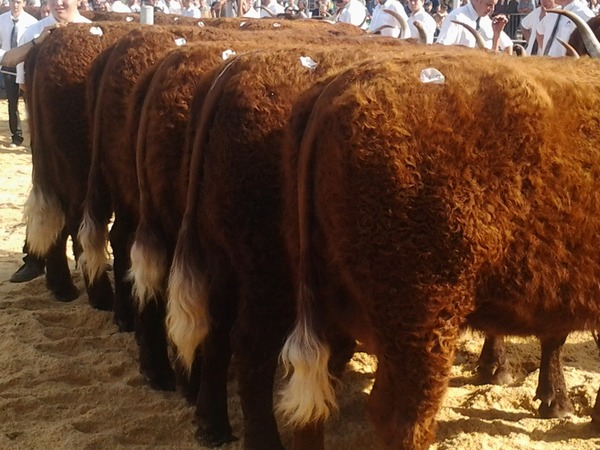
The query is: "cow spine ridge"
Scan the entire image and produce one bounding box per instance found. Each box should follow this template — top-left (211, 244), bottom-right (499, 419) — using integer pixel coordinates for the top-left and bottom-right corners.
top-left (23, 185), bottom-right (66, 257)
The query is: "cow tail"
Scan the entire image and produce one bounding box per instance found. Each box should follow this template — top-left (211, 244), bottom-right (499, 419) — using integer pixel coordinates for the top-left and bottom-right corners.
top-left (166, 56), bottom-right (242, 371)
top-left (78, 62), bottom-right (115, 284)
top-left (129, 63), bottom-right (170, 311)
top-left (23, 184), bottom-right (66, 258)
top-left (129, 224), bottom-right (167, 310)
top-left (23, 59), bottom-right (65, 258)
top-left (278, 77), bottom-right (341, 427)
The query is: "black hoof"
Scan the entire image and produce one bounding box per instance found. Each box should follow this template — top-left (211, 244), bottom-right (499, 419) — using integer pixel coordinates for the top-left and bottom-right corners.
top-left (50, 284), bottom-right (79, 302)
top-left (195, 428), bottom-right (238, 448)
top-left (477, 365), bottom-right (513, 386)
top-left (538, 399), bottom-right (574, 419)
top-left (88, 298), bottom-right (113, 311)
top-left (488, 368), bottom-right (513, 386)
top-left (114, 314), bottom-right (135, 333)
top-left (141, 366), bottom-right (177, 392)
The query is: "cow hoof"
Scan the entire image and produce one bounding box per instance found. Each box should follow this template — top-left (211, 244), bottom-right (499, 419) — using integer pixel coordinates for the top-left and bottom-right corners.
top-left (50, 284), bottom-right (79, 302)
top-left (538, 399), bottom-right (574, 419)
top-left (114, 314), bottom-right (135, 333)
top-left (141, 367), bottom-right (176, 392)
top-left (88, 298), bottom-right (113, 311)
top-left (195, 428), bottom-right (238, 448)
top-left (488, 368), bottom-right (513, 386)
top-left (477, 364), bottom-right (513, 386)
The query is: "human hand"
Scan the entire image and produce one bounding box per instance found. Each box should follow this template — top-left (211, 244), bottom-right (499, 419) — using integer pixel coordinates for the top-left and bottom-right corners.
top-left (35, 23), bottom-right (64, 45)
top-left (491, 14), bottom-right (508, 35)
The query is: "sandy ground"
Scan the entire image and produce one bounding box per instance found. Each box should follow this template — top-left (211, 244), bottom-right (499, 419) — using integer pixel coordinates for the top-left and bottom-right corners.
top-left (1, 99), bottom-right (600, 449)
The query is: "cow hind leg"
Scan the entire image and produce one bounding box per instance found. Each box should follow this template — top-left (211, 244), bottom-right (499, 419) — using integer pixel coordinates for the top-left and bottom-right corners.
top-left (135, 297), bottom-right (176, 392)
top-left (109, 212), bottom-right (136, 332)
top-left (369, 323), bottom-right (459, 450)
top-left (193, 257), bottom-right (238, 447)
top-left (45, 229), bottom-right (78, 302)
top-left (535, 334), bottom-right (573, 418)
top-left (231, 281), bottom-right (292, 450)
top-left (72, 226), bottom-right (114, 312)
top-left (477, 334), bottom-right (513, 385)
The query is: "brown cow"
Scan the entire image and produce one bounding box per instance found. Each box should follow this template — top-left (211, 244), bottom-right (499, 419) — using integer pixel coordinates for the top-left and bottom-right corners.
top-left (23, 22), bottom-right (135, 305)
top-left (90, 24), bottom-right (401, 392)
top-left (278, 53), bottom-right (600, 449)
top-left (164, 44), bottom-right (468, 449)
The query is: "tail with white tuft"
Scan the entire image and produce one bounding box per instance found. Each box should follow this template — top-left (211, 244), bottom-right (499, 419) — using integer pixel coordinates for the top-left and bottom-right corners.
top-left (23, 185), bottom-right (65, 257)
top-left (166, 224), bottom-right (210, 371)
top-left (278, 282), bottom-right (338, 426)
top-left (78, 212), bottom-right (110, 283)
top-left (129, 223), bottom-right (168, 311)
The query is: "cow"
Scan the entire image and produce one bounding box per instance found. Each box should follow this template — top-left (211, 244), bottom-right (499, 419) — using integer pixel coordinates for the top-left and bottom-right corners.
top-left (277, 48), bottom-right (600, 449)
top-left (79, 21), bottom-right (366, 390)
top-left (79, 26), bottom-right (241, 397)
top-left (163, 44), bottom-right (470, 449)
top-left (22, 22), bottom-right (135, 306)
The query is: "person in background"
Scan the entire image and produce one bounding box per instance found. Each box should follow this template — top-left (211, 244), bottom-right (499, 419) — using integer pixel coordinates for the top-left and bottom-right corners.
top-left (368, 0), bottom-right (410, 36)
top-left (109, 0), bottom-right (132, 11)
top-left (517, 0), bottom-right (534, 13)
top-left (39, 0), bottom-right (50, 15)
top-left (437, 0), bottom-right (513, 53)
top-left (312, 0), bottom-right (332, 15)
top-left (520, 0), bottom-right (550, 54)
top-left (336, 0), bottom-right (369, 28)
top-left (181, 0), bottom-right (200, 15)
top-left (408, 0), bottom-right (437, 42)
top-left (0, 0), bottom-right (37, 148)
top-left (260, 0), bottom-right (285, 16)
top-left (536, 0), bottom-right (593, 57)
top-left (168, 0), bottom-right (181, 13)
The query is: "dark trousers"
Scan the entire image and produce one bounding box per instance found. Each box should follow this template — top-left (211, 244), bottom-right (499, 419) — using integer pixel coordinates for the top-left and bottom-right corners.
top-left (2, 72), bottom-right (22, 143)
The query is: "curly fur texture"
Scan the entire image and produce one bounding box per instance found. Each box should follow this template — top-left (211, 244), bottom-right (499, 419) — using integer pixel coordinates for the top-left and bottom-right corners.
top-left (281, 53), bottom-right (600, 449)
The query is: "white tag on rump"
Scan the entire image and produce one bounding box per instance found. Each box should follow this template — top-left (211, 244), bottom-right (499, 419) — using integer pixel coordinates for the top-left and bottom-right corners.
top-left (222, 49), bottom-right (236, 60)
top-left (89, 26), bottom-right (103, 36)
top-left (300, 56), bottom-right (318, 70)
top-left (420, 67), bottom-right (445, 84)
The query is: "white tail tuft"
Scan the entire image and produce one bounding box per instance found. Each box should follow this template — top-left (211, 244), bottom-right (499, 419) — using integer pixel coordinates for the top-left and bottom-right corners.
top-left (166, 255), bottom-right (210, 371)
top-left (23, 186), bottom-right (65, 257)
top-left (129, 238), bottom-right (168, 311)
top-left (277, 297), bottom-right (338, 426)
top-left (78, 212), bottom-right (110, 283)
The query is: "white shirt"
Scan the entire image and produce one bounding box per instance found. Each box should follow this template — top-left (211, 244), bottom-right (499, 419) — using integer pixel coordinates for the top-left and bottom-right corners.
top-left (17, 13), bottom-right (91, 84)
top-left (110, 0), bottom-right (132, 12)
top-left (369, 0), bottom-right (410, 38)
top-left (520, 6), bottom-right (543, 55)
top-left (260, 0), bottom-right (285, 16)
top-left (337, 0), bottom-right (368, 28)
top-left (536, 0), bottom-right (594, 57)
top-left (408, 7), bottom-right (437, 44)
top-left (0, 10), bottom-right (37, 66)
top-left (181, 4), bottom-right (201, 17)
top-left (437, 1), bottom-right (512, 51)
top-left (169, 0), bottom-right (182, 14)
top-left (244, 6), bottom-right (261, 17)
